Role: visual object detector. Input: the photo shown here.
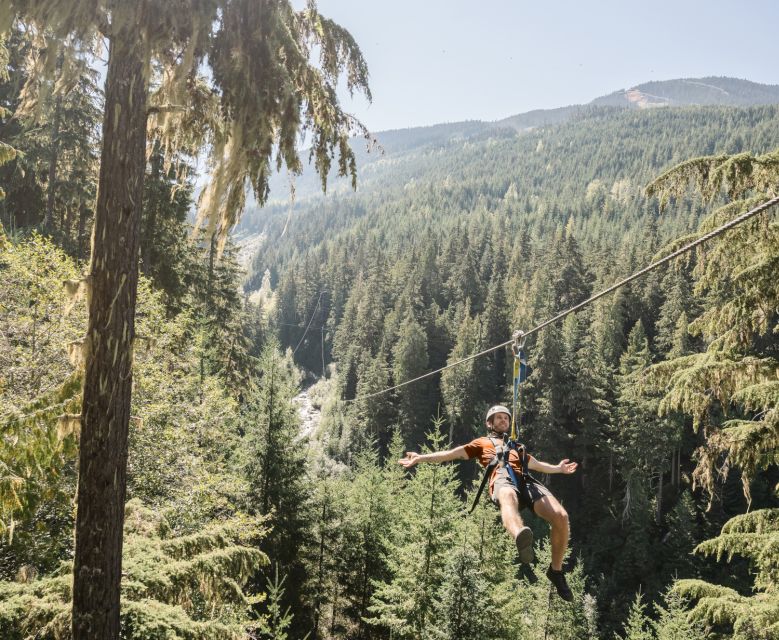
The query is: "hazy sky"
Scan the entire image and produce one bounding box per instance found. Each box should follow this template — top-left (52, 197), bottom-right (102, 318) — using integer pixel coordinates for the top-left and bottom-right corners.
top-left (311, 0), bottom-right (779, 132)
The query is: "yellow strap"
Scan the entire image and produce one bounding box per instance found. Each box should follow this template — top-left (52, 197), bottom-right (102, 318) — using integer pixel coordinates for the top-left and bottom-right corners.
top-left (511, 354), bottom-right (520, 440)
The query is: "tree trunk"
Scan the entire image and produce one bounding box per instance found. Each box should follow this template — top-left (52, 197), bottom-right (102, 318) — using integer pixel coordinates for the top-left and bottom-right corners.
top-left (608, 452), bottom-right (613, 493)
top-left (43, 92), bottom-right (62, 233)
top-left (313, 495), bottom-right (327, 637)
top-left (655, 467), bottom-right (663, 525)
top-left (71, 20), bottom-right (147, 640)
top-left (141, 146), bottom-right (161, 275)
top-left (199, 232), bottom-right (217, 391)
top-left (77, 203), bottom-right (88, 261)
top-left (674, 447), bottom-right (681, 487)
top-left (62, 204), bottom-right (72, 247)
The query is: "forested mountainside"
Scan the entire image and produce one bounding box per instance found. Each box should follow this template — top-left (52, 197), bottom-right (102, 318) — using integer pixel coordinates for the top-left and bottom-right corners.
top-left (244, 104), bottom-right (779, 290)
top-left (1, 19), bottom-right (777, 639)
top-left (242, 101), bottom-right (779, 636)
top-left (250, 77), bottom-right (779, 204)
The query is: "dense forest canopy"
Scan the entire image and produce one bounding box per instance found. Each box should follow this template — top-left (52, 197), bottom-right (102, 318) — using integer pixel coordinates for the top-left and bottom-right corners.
top-left (0, 9), bottom-right (777, 636)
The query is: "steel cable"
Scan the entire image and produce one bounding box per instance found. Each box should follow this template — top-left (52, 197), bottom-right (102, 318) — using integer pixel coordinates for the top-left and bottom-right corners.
top-left (344, 194), bottom-right (779, 403)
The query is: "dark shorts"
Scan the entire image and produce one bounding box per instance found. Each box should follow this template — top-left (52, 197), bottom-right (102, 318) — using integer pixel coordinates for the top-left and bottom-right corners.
top-left (490, 468), bottom-right (553, 513)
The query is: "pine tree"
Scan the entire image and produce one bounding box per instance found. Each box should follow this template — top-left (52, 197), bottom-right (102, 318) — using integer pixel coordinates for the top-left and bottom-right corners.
top-left (673, 507), bottom-right (779, 639)
top-left (616, 321), bottom-right (659, 475)
top-left (367, 424), bottom-right (464, 639)
top-left (617, 591), bottom-right (653, 640)
top-left (440, 303), bottom-right (483, 447)
top-left (429, 544), bottom-right (491, 640)
top-left (6, 4), bottom-right (370, 635)
top-left (392, 311), bottom-right (431, 448)
top-left (244, 341), bottom-right (311, 636)
top-left (655, 268), bottom-right (694, 356)
top-left (334, 449), bottom-right (394, 640)
top-left (139, 144), bottom-right (195, 311)
top-left (652, 587), bottom-right (707, 640)
top-left (306, 467), bottom-right (348, 639)
top-left (480, 256), bottom-right (510, 400)
top-left (646, 150), bottom-right (779, 500)
top-left (353, 356), bottom-right (396, 455)
top-left (646, 150), bottom-right (779, 639)
top-left (659, 491), bottom-right (699, 582)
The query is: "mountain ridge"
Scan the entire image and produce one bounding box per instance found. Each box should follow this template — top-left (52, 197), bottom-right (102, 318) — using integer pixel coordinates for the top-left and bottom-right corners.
top-left (255, 76), bottom-right (779, 206)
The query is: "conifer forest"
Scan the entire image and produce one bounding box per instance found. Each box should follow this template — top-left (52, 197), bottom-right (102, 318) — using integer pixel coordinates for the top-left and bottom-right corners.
top-left (0, 2), bottom-right (778, 639)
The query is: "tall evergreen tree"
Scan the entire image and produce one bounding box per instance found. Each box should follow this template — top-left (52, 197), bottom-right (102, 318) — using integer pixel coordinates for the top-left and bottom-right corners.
top-left (429, 544), bottom-right (491, 640)
top-left (244, 342), bottom-right (311, 636)
top-left (645, 150), bottom-right (779, 638)
top-left (4, 4), bottom-right (370, 635)
top-left (480, 256), bottom-right (510, 399)
top-left (392, 311), bottom-right (430, 447)
top-left (440, 303), bottom-right (484, 446)
top-left (367, 425), bottom-right (463, 639)
top-left (333, 449), bottom-right (395, 640)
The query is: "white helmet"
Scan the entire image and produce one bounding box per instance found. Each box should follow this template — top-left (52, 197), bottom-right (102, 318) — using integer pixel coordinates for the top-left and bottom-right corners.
top-left (485, 405), bottom-right (511, 423)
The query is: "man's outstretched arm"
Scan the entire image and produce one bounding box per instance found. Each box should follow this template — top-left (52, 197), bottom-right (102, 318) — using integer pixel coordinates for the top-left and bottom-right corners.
top-left (528, 458), bottom-right (578, 475)
top-left (399, 446), bottom-right (469, 468)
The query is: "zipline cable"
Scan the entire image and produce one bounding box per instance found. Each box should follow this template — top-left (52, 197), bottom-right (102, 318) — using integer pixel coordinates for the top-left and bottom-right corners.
top-left (280, 321), bottom-right (325, 330)
top-left (344, 193), bottom-right (779, 403)
top-left (293, 290), bottom-right (325, 355)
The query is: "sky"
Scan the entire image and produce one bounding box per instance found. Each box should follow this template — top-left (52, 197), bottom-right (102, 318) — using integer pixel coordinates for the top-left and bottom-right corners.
top-left (309, 0), bottom-right (779, 132)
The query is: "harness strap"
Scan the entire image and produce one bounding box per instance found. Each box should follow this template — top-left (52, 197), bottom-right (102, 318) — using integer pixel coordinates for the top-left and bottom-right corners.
top-left (469, 455), bottom-right (499, 513)
top-left (469, 436), bottom-right (530, 513)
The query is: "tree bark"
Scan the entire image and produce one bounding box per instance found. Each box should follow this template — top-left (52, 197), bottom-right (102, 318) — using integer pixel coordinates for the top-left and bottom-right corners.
top-left (77, 203), bottom-right (88, 261)
top-left (71, 18), bottom-right (147, 640)
top-left (43, 92), bottom-right (61, 233)
top-left (140, 146), bottom-right (161, 275)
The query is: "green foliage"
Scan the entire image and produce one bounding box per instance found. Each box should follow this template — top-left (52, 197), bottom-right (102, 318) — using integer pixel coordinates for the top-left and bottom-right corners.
top-left (646, 151), bottom-right (779, 500)
top-left (243, 341), bottom-right (312, 635)
top-left (392, 311), bottom-right (430, 445)
top-left (618, 591), bottom-right (653, 640)
top-left (0, 234), bottom-right (83, 571)
top-left (0, 499), bottom-right (268, 639)
top-left (617, 588), bottom-right (707, 640)
top-left (429, 544), bottom-right (491, 640)
top-left (673, 506), bottom-right (779, 638)
top-left (647, 151), bottom-right (779, 205)
top-left (0, 232), bottom-right (263, 612)
top-left (0, 23), bottom-right (101, 250)
top-left (367, 423), bottom-right (464, 639)
top-left (258, 566), bottom-right (295, 640)
top-left (644, 150), bottom-right (779, 640)
top-left (129, 293), bottom-right (248, 531)
top-left (440, 304), bottom-right (483, 446)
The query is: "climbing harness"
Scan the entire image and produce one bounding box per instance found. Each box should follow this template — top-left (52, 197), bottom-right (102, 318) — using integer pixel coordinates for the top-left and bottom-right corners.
top-left (469, 336), bottom-right (530, 513)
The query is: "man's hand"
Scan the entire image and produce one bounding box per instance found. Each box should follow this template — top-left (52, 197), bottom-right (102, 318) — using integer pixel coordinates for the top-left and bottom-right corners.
top-left (558, 459), bottom-right (578, 474)
top-left (399, 452), bottom-right (422, 469)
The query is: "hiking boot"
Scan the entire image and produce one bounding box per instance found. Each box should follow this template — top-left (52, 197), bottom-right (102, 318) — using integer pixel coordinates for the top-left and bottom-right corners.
top-left (514, 526), bottom-right (534, 564)
top-left (546, 565), bottom-right (573, 602)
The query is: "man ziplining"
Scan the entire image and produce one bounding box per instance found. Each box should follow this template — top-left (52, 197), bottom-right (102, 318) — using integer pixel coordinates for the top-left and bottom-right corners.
top-left (399, 404), bottom-right (577, 601)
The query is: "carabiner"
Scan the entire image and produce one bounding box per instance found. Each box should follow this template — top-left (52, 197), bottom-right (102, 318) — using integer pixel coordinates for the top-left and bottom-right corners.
top-left (512, 329), bottom-right (526, 356)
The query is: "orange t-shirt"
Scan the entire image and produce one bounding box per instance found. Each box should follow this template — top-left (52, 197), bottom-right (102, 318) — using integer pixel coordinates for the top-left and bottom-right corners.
top-left (463, 436), bottom-right (535, 495)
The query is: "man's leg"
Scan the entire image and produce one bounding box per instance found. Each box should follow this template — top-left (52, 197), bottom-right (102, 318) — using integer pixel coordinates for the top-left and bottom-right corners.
top-left (532, 494), bottom-right (573, 601)
top-left (532, 494), bottom-right (569, 571)
top-left (496, 487), bottom-right (534, 563)
top-left (496, 486), bottom-right (524, 538)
